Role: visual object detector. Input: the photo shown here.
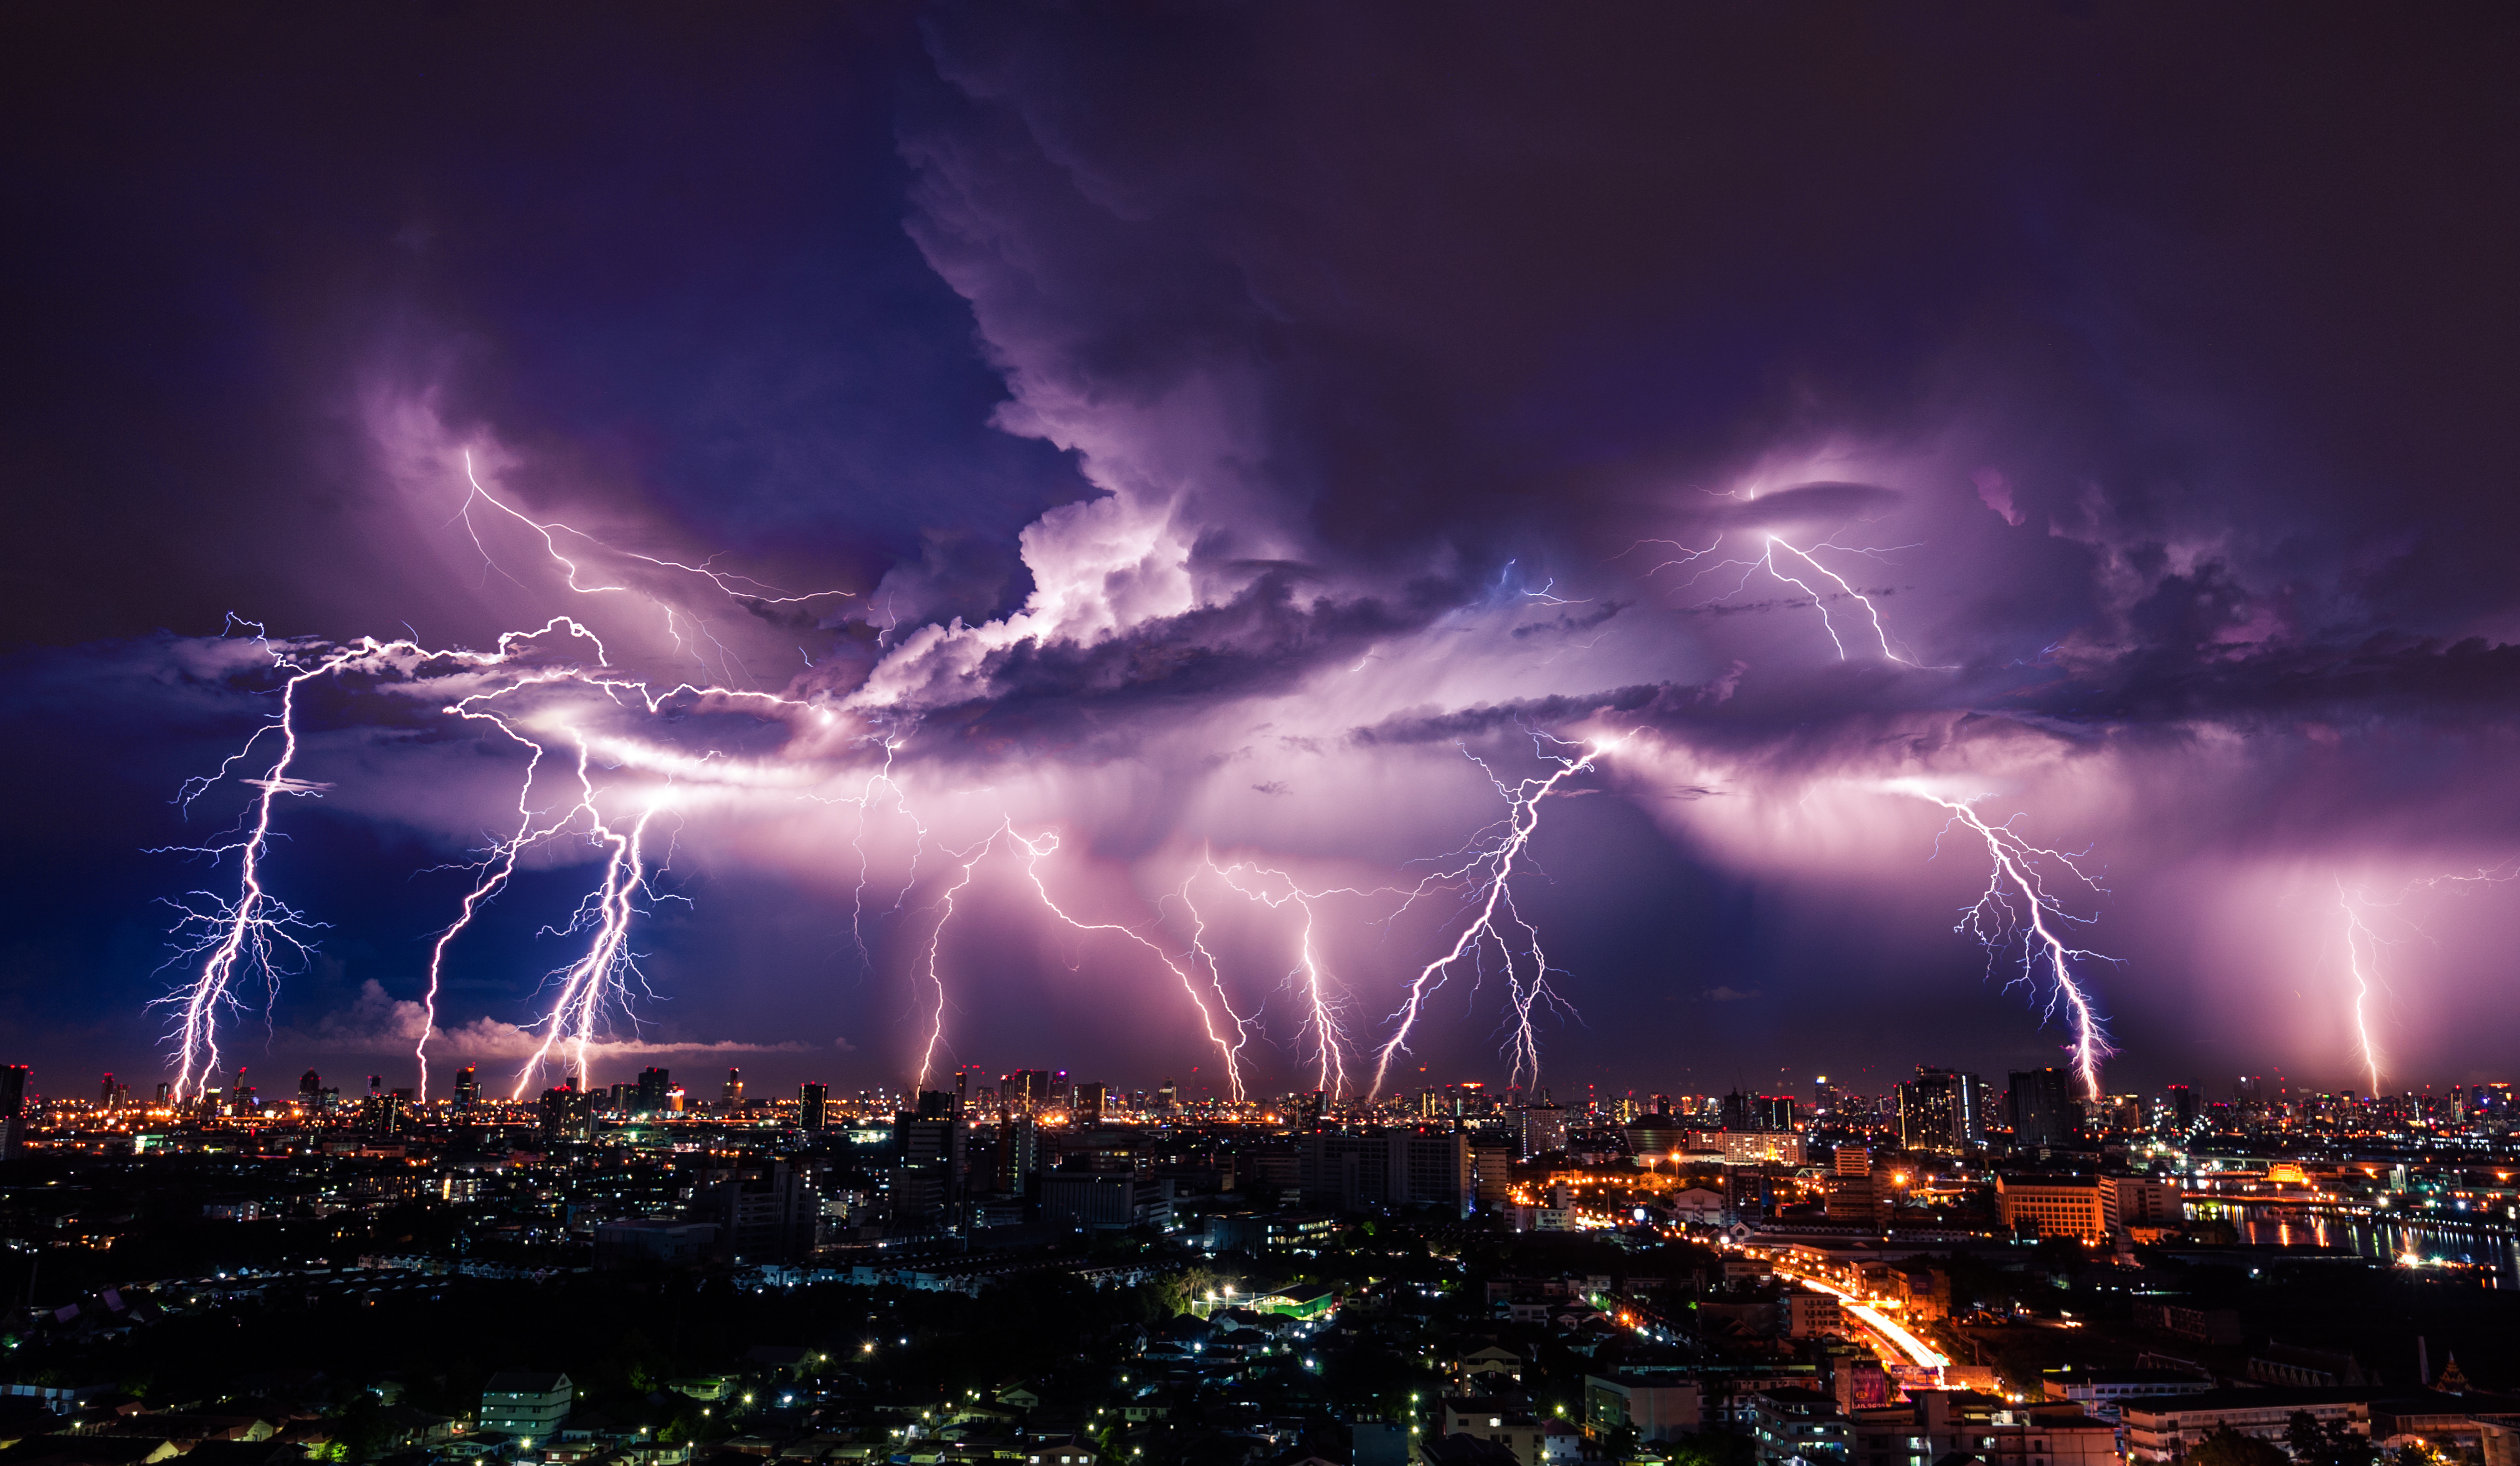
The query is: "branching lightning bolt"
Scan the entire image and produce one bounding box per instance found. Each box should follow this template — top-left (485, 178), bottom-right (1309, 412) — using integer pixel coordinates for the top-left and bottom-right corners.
top-left (1206, 859), bottom-right (1357, 1097)
top-left (1632, 531), bottom-right (1928, 664)
top-left (1895, 784), bottom-right (2116, 1098)
top-left (1367, 732), bottom-right (1620, 1098)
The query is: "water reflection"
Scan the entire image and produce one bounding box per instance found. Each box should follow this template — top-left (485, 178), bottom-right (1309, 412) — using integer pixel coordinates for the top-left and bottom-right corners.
top-left (2219, 1203), bottom-right (2520, 1282)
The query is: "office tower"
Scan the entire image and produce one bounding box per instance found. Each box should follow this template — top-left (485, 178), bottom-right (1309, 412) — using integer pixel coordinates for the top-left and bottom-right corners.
top-left (1897, 1067), bottom-right (1987, 1153)
top-left (1298, 1130), bottom-right (1473, 1216)
top-left (2007, 1067), bottom-right (2076, 1148)
top-left (1002, 1070), bottom-right (1052, 1115)
top-left (723, 1067), bottom-right (744, 1112)
top-left (895, 1108), bottom-right (967, 1224)
top-left (1156, 1077), bottom-right (1179, 1113)
top-left (955, 1068), bottom-right (970, 1115)
top-left (1518, 1102), bottom-right (1568, 1158)
top-left (994, 1116), bottom-right (1040, 1193)
top-left (298, 1069), bottom-right (321, 1103)
top-left (1652, 1093), bottom-right (1673, 1117)
top-left (637, 1066), bottom-right (672, 1114)
top-left (454, 1065), bottom-right (479, 1111)
top-left (540, 1078), bottom-right (590, 1143)
top-left (1754, 1094), bottom-right (1797, 1131)
top-left (1075, 1082), bottom-right (1108, 1125)
top-left (801, 1082), bottom-right (829, 1131)
top-left (1052, 1070), bottom-right (1071, 1110)
top-left (369, 1074), bottom-right (384, 1096)
top-left (154, 1082), bottom-right (170, 1106)
top-left (916, 1090), bottom-right (955, 1119)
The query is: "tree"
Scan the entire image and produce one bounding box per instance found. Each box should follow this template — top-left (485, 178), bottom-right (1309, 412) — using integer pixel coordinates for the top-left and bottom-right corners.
top-left (2285, 1412), bottom-right (2377, 1466)
top-left (2190, 1424), bottom-right (2288, 1466)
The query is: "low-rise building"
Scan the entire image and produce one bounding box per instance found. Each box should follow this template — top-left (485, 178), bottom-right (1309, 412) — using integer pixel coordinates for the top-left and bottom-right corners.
top-left (1994, 1175), bottom-right (2116, 1244)
top-left (478, 1372), bottom-right (573, 1444)
top-left (2041, 1368), bottom-right (2216, 1419)
top-left (2121, 1388), bottom-right (2373, 1462)
top-left (1584, 1374), bottom-right (1704, 1441)
top-left (1747, 1387), bottom-right (1850, 1466)
top-left (1436, 1402), bottom-right (1548, 1466)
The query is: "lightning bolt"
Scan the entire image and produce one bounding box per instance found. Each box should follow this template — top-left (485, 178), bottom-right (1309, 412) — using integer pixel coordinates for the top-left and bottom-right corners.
top-left (1367, 731), bottom-right (1620, 1098)
top-left (1206, 859), bottom-right (1357, 1097)
top-left (1637, 531), bottom-right (1927, 664)
top-left (457, 451), bottom-right (850, 682)
top-left (1893, 784), bottom-right (2116, 1099)
top-left (2331, 864), bottom-right (2514, 1098)
top-left (2338, 883), bottom-right (2387, 1097)
top-left (156, 449), bottom-right (852, 1101)
top-left (150, 632), bottom-right (339, 1103)
top-left (902, 823), bottom-right (1257, 1098)
top-left (1010, 827), bottom-right (1256, 1101)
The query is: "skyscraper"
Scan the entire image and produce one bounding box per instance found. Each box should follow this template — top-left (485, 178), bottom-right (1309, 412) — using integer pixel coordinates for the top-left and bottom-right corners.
top-left (454, 1065), bottom-right (479, 1111)
top-left (722, 1067), bottom-right (744, 1113)
top-left (800, 1082), bottom-right (829, 1131)
top-left (637, 1067), bottom-right (672, 1115)
top-left (1898, 1067), bottom-right (1987, 1153)
top-left (2007, 1068), bottom-right (2076, 1148)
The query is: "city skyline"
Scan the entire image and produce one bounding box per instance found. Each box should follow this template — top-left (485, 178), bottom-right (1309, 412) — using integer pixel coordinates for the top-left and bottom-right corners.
top-left (6, 9), bottom-right (2520, 1099)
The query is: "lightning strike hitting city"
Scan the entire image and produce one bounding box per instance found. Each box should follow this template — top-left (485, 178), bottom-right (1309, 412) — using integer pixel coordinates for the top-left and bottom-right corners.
top-left (8, 6), bottom-right (2520, 1439)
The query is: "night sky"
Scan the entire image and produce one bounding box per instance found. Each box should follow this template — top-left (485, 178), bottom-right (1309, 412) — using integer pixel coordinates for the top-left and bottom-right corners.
top-left (5, 4), bottom-right (2519, 1105)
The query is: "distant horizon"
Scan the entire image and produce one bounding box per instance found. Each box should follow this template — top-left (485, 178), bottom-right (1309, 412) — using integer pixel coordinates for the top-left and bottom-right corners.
top-left (9, 1050), bottom-right (2495, 1110)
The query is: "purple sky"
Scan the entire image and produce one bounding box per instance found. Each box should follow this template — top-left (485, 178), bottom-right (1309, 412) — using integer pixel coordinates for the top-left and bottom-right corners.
top-left (4, 4), bottom-right (2519, 1103)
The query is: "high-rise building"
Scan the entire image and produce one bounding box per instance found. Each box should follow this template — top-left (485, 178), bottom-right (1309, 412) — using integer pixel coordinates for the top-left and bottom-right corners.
top-left (297, 1069), bottom-right (321, 1103)
top-left (800, 1082), bottom-right (829, 1131)
top-left (454, 1065), bottom-right (479, 1111)
top-left (1075, 1082), bottom-right (1108, 1125)
top-left (722, 1067), bottom-right (744, 1113)
top-left (993, 1116), bottom-right (1041, 1193)
top-left (1155, 1077), bottom-right (1179, 1114)
top-left (1898, 1067), bottom-right (1987, 1153)
top-left (540, 1078), bottom-right (591, 1143)
top-left (636, 1067), bottom-right (672, 1115)
top-left (1002, 1070), bottom-right (1052, 1114)
top-left (1518, 1103), bottom-right (1568, 1158)
top-left (1298, 1130), bottom-right (1473, 1216)
top-left (2007, 1068), bottom-right (2077, 1148)
top-left (895, 1110), bottom-right (967, 1224)
top-left (0, 1065), bottom-right (27, 1161)
top-left (2164, 1084), bottom-right (2199, 1131)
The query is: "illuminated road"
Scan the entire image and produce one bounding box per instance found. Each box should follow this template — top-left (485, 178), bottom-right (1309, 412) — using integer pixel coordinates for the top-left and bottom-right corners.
top-left (1771, 1262), bottom-right (1949, 1369)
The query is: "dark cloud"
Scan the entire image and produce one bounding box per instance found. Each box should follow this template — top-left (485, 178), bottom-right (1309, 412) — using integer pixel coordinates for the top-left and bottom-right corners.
top-left (6, 4), bottom-right (2520, 1095)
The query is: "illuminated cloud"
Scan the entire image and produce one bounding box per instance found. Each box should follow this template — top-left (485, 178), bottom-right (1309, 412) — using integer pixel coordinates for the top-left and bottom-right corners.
top-left (6, 6), bottom-right (2519, 1095)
